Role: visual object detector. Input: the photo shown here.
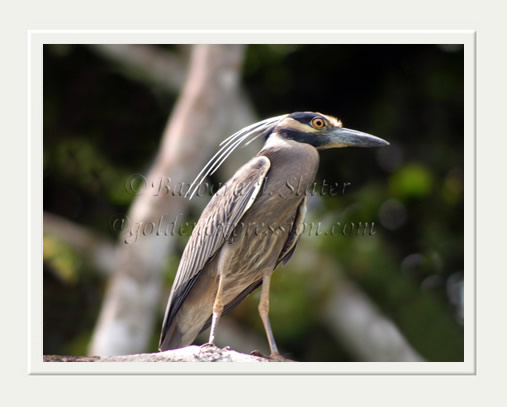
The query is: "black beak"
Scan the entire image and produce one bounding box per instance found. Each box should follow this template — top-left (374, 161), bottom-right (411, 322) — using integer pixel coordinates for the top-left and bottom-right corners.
top-left (324, 127), bottom-right (389, 149)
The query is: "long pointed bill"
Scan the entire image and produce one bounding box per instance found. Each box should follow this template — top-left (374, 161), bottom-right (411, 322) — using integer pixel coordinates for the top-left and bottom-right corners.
top-left (324, 127), bottom-right (389, 148)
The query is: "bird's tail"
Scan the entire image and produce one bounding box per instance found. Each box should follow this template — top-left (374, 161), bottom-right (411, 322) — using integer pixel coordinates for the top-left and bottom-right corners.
top-left (158, 321), bottom-right (184, 351)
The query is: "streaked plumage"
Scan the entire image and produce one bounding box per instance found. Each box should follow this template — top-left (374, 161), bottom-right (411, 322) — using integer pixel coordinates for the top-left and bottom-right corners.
top-left (159, 112), bottom-right (388, 357)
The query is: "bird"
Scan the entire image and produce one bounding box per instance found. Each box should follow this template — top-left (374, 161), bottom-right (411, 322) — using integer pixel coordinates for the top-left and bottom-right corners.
top-left (159, 111), bottom-right (389, 359)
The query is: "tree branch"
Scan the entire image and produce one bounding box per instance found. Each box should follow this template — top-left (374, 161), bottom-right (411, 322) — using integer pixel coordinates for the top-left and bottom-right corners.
top-left (88, 44), bottom-right (259, 177)
top-left (323, 281), bottom-right (425, 362)
top-left (290, 244), bottom-right (424, 362)
top-left (89, 44), bottom-right (187, 92)
top-left (45, 345), bottom-right (280, 362)
top-left (43, 211), bottom-right (116, 274)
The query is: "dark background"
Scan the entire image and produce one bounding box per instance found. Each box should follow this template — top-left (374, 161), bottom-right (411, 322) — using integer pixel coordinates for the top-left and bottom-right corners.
top-left (43, 44), bottom-right (464, 361)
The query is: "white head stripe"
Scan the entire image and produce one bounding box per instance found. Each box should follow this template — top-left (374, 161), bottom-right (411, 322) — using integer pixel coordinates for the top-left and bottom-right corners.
top-left (185, 114), bottom-right (288, 199)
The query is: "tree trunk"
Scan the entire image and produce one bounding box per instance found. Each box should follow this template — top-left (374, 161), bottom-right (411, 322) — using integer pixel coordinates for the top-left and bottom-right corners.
top-left (89, 45), bottom-right (247, 356)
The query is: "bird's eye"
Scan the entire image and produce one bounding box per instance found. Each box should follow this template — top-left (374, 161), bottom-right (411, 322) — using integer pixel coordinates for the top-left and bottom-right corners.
top-left (311, 117), bottom-right (325, 129)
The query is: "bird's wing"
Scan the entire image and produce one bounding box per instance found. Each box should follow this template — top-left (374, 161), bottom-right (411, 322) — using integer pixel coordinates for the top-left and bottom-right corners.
top-left (160, 155), bottom-right (271, 343)
top-left (276, 195), bottom-right (307, 267)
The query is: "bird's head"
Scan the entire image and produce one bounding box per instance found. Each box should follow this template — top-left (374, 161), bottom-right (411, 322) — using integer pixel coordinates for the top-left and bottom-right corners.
top-left (185, 111), bottom-right (388, 199)
top-left (272, 112), bottom-right (389, 149)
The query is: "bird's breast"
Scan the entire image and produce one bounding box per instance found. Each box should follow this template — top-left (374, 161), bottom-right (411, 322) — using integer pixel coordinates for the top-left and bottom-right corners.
top-left (217, 142), bottom-right (319, 298)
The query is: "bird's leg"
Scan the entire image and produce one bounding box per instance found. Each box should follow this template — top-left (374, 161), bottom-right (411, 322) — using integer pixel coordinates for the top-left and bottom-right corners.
top-left (208, 272), bottom-right (225, 345)
top-left (258, 269), bottom-right (280, 358)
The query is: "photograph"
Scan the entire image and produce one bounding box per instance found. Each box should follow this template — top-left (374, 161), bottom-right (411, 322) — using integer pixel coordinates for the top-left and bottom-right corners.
top-left (41, 42), bottom-right (465, 365)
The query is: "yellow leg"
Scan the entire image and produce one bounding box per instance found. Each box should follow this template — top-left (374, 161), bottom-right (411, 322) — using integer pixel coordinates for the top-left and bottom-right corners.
top-left (208, 273), bottom-right (225, 344)
top-left (258, 270), bottom-right (280, 357)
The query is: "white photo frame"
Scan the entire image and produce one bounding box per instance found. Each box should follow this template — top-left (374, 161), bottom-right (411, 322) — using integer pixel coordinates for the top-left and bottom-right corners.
top-left (29, 30), bottom-right (475, 375)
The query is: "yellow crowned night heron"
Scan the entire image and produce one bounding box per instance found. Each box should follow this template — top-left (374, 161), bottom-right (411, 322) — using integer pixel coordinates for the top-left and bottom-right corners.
top-left (159, 112), bottom-right (388, 358)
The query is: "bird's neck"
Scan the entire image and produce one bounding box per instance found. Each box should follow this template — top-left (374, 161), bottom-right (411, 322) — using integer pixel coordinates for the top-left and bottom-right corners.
top-left (263, 132), bottom-right (299, 150)
top-left (258, 132), bottom-right (320, 188)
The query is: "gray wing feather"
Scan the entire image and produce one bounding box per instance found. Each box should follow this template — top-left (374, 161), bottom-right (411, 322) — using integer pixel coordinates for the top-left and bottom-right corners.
top-left (174, 155), bottom-right (271, 287)
top-left (276, 195), bottom-right (307, 267)
top-left (160, 156), bottom-right (271, 344)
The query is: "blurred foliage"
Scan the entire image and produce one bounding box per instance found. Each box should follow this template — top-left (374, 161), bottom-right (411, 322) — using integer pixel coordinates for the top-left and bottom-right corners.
top-left (43, 235), bottom-right (81, 284)
top-left (43, 44), bottom-right (464, 361)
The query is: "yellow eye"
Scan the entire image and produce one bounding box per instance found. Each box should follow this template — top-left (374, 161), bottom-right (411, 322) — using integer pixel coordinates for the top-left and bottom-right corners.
top-left (311, 117), bottom-right (325, 129)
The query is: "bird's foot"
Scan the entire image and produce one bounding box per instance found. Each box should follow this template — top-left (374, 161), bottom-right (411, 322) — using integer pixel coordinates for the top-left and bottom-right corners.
top-left (249, 350), bottom-right (292, 361)
top-left (198, 342), bottom-right (224, 362)
top-left (200, 342), bottom-right (218, 349)
top-left (200, 343), bottom-right (231, 351)
top-left (268, 352), bottom-right (293, 362)
top-left (250, 350), bottom-right (267, 358)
